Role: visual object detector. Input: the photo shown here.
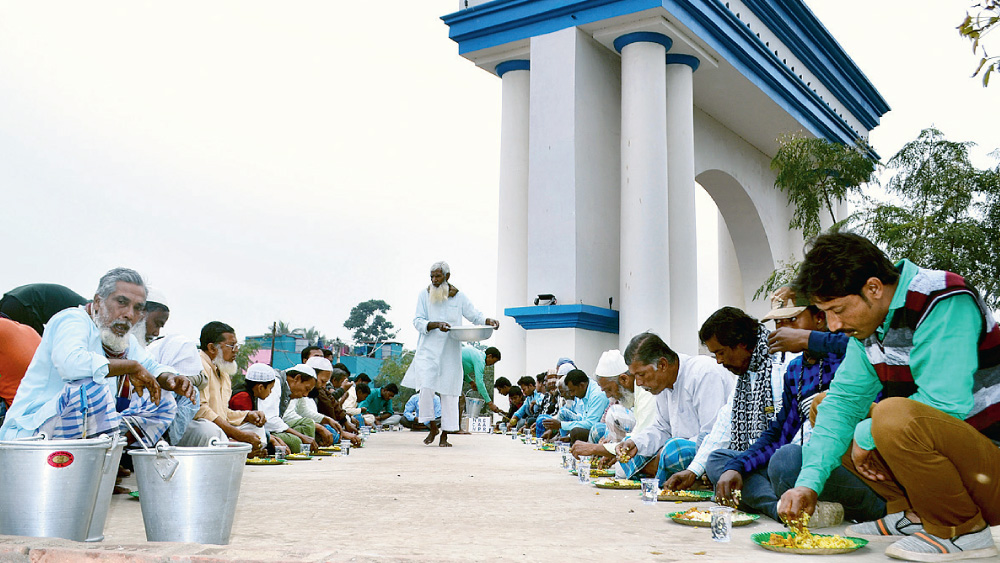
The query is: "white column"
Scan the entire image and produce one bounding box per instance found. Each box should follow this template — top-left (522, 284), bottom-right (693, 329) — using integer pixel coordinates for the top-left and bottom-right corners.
top-left (718, 211), bottom-right (746, 310)
top-left (665, 56), bottom-right (699, 355)
top-left (494, 60), bottom-right (530, 410)
top-left (617, 33), bottom-right (671, 348)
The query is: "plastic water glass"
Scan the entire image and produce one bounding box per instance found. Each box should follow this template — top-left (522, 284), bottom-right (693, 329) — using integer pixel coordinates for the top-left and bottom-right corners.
top-left (578, 456), bottom-right (591, 484)
top-left (710, 505), bottom-right (734, 542)
top-left (640, 478), bottom-right (658, 505)
top-left (569, 455), bottom-right (577, 472)
top-left (343, 442), bottom-right (351, 456)
top-left (300, 443), bottom-right (311, 456)
top-left (273, 446), bottom-right (286, 461)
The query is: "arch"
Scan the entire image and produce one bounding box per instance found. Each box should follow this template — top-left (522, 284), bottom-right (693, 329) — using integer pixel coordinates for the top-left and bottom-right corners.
top-left (696, 169), bottom-right (775, 318)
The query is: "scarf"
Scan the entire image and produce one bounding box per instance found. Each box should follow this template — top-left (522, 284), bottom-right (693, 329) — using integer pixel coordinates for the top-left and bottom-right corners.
top-left (729, 324), bottom-right (776, 451)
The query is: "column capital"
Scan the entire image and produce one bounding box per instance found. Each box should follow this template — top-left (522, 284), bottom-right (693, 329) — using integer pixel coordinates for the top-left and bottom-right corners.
top-left (666, 54), bottom-right (701, 72)
top-left (613, 32), bottom-right (672, 54)
top-left (495, 59), bottom-right (530, 77)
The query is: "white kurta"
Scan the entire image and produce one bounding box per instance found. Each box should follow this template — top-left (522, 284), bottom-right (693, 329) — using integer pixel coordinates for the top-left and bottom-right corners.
top-left (401, 288), bottom-right (486, 397)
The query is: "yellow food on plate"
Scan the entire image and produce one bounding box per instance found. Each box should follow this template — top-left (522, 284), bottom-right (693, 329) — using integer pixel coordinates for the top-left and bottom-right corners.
top-left (772, 511), bottom-right (855, 549)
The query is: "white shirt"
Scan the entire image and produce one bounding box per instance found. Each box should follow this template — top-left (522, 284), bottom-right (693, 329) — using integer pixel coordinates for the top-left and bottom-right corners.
top-left (401, 287), bottom-right (486, 397)
top-left (686, 352), bottom-right (787, 476)
top-left (630, 354), bottom-right (735, 458)
top-left (259, 383), bottom-right (289, 433)
top-left (282, 397), bottom-right (324, 426)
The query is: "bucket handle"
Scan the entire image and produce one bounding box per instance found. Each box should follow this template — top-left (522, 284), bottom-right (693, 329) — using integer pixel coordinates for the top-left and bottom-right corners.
top-left (100, 434), bottom-right (121, 475)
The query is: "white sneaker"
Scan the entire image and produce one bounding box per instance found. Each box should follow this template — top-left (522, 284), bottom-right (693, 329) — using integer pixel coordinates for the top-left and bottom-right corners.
top-left (885, 527), bottom-right (999, 562)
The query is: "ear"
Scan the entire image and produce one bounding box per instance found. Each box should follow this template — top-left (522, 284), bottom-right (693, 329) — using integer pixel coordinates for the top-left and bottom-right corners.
top-left (865, 277), bottom-right (885, 300)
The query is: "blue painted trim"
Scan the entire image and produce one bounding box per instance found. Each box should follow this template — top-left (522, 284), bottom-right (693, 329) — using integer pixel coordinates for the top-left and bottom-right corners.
top-left (505, 304), bottom-right (620, 334)
top-left (496, 59), bottom-right (531, 76)
top-left (665, 53), bottom-right (700, 71)
top-left (441, 0), bottom-right (888, 148)
top-left (613, 31), bottom-right (672, 53)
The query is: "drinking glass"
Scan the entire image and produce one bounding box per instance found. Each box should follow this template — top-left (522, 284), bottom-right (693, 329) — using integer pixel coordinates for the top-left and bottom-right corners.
top-left (710, 505), bottom-right (734, 542)
top-left (640, 478), bottom-right (658, 505)
top-left (300, 443), bottom-right (311, 456)
top-left (578, 456), bottom-right (591, 484)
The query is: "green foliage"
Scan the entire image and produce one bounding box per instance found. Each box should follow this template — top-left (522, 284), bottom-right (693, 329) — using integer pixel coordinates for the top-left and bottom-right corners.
top-left (855, 128), bottom-right (1000, 307)
top-left (752, 259), bottom-right (802, 301)
top-left (344, 299), bottom-right (398, 345)
top-left (235, 339), bottom-right (262, 372)
top-left (377, 349), bottom-right (414, 411)
top-left (959, 2), bottom-right (1000, 86)
top-left (770, 135), bottom-right (877, 240)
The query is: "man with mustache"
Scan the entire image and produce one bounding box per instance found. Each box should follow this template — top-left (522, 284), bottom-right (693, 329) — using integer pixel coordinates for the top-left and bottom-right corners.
top-left (176, 321), bottom-right (266, 455)
top-left (401, 261), bottom-right (499, 447)
top-left (0, 268), bottom-right (194, 442)
top-left (615, 332), bottom-right (733, 484)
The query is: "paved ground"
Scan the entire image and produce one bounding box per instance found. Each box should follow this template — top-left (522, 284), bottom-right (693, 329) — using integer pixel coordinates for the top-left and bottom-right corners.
top-left (1, 431), bottom-right (998, 562)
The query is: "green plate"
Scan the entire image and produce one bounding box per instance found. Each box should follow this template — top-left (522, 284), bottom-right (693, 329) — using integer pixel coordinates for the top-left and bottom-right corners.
top-left (666, 509), bottom-right (760, 527)
top-left (750, 531), bottom-right (868, 554)
top-left (658, 489), bottom-right (713, 502)
top-left (128, 491), bottom-right (140, 500)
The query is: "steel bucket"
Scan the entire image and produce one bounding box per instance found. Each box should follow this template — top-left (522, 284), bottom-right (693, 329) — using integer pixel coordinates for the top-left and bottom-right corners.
top-left (129, 441), bottom-right (250, 544)
top-left (0, 434), bottom-right (118, 541)
top-left (86, 434), bottom-right (125, 541)
top-left (464, 395), bottom-right (485, 419)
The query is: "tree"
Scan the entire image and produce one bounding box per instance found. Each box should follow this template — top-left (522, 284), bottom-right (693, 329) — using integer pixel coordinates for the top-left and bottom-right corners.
top-left (770, 134), bottom-right (877, 240)
top-left (959, 1), bottom-right (1000, 86)
top-left (856, 127), bottom-right (1000, 307)
top-left (235, 340), bottom-right (262, 373)
top-left (378, 349), bottom-right (414, 412)
top-left (344, 299), bottom-right (398, 345)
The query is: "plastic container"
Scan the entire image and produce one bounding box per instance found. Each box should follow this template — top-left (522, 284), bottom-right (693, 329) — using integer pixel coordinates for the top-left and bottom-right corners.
top-left (129, 442), bottom-right (250, 544)
top-left (0, 434), bottom-right (119, 541)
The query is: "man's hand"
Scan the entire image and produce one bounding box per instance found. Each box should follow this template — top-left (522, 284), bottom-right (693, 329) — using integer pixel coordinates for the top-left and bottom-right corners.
top-left (236, 430), bottom-right (262, 450)
top-left (316, 425), bottom-right (334, 446)
top-left (540, 429), bottom-right (554, 440)
top-left (270, 435), bottom-right (288, 451)
top-left (300, 435), bottom-right (317, 448)
top-left (541, 418), bottom-right (561, 431)
top-left (571, 441), bottom-right (614, 459)
top-left (344, 417), bottom-right (358, 432)
top-left (485, 318), bottom-right (500, 330)
top-left (715, 470), bottom-right (743, 507)
top-left (128, 365), bottom-right (161, 404)
top-left (244, 411), bottom-right (266, 427)
top-left (777, 486), bottom-right (818, 525)
top-left (156, 373), bottom-right (197, 403)
top-left (428, 321), bottom-right (451, 332)
top-left (851, 440), bottom-right (889, 481)
top-left (664, 469), bottom-right (697, 491)
top-left (508, 417), bottom-right (519, 429)
top-left (341, 379), bottom-right (354, 391)
top-left (487, 402), bottom-right (501, 414)
top-left (616, 439), bottom-right (638, 462)
top-left (768, 328), bottom-right (812, 354)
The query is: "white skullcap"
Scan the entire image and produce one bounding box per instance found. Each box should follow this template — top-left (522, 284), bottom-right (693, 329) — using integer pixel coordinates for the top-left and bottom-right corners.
top-left (595, 349), bottom-right (628, 378)
top-left (245, 363), bottom-right (277, 383)
top-left (306, 356), bottom-right (334, 372)
top-left (286, 363), bottom-right (317, 379)
top-left (557, 363), bottom-right (574, 377)
top-left (146, 287), bottom-right (169, 309)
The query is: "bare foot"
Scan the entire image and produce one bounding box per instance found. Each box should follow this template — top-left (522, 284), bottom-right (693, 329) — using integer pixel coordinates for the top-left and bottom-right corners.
top-left (439, 431), bottom-right (452, 447)
top-left (424, 421), bottom-right (439, 445)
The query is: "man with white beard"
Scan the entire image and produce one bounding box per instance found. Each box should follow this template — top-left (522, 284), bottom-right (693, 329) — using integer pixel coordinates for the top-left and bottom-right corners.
top-left (176, 321), bottom-right (266, 455)
top-left (401, 261), bottom-right (499, 447)
top-left (128, 287), bottom-right (170, 347)
top-left (0, 268), bottom-right (195, 442)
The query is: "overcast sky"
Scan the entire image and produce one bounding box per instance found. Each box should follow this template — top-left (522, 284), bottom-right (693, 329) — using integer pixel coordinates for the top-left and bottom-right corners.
top-left (0, 1), bottom-right (995, 350)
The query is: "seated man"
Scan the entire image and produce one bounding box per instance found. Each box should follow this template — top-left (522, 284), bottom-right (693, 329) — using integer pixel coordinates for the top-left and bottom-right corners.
top-left (0, 268), bottom-right (193, 443)
top-left (536, 365), bottom-right (578, 438)
top-left (539, 369), bottom-right (609, 444)
top-left (402, 390), bottom-right (441, 430)
top-left (0, 316), bottom-right (41, 424)
top-left (281, 363), bottom-right (337, 447)
top-left (360, 383), bottom-right (401, 427)
top-left (664, 307), bottom-right (783, 492)
top-left (572, 349), bottom-right (656, 470)
top-left (0, 283), bottom-right (88, 336)
top-left (310, 360), bottom-right (361, 446)
top-left (127, 287), bottom-right (170, 347)
top-left (147, 334), bottom-right (205, 445)
top-left (507, 374), bottom-right (544, 431)
top-left (779, 233), bottom-right (1000, 561)
top-left (177, 321), bottom-right (265, 455)
top-left (500, 385), bottom-right (524, 427)
top-left (461, 345), bottom-right (502, 415)
top-left (708, 287), bottom-right (882, 525)
top-left (257, 365), bottom-right (315, 454)
top-left (330, 367), bottom-right (351, 401)
top-left (616, 332), bottom-right (733, 486)
top-left (343, 382), bottom-right (371, 427)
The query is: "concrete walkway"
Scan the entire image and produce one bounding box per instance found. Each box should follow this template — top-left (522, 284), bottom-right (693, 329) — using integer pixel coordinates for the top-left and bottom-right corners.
top-left (2, 431), bottom-right (998, 562)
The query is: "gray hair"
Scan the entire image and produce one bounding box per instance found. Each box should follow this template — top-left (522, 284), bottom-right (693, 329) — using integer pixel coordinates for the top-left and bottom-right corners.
top-left (95, 267), bottom-right (146, 300)
top-left (623, 332), bottom-right (678, 367)
top-left (430, 261), bottom-right (450, 275)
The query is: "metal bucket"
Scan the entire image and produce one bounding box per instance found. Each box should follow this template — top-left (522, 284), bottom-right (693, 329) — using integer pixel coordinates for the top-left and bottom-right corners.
top-left (465, 395), bottom-right (485, 419)
top-left (0, 434), bottom-right (118, 541)
top-left (129, 442), bottom-right (250, 545)
top-left (86, 434), bottom-right (125, 542)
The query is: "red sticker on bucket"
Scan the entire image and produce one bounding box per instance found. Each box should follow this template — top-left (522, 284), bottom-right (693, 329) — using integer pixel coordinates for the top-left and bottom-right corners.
top-left (47, 451), bottom-right (74, 468)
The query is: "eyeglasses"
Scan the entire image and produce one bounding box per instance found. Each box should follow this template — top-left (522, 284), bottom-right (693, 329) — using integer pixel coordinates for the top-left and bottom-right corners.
top-left (219, 342), bottom-right (240, 352)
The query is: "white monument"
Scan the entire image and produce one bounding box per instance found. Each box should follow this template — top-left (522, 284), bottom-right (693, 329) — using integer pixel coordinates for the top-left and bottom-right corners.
top-left (442, 1), bottom-right (888, 384)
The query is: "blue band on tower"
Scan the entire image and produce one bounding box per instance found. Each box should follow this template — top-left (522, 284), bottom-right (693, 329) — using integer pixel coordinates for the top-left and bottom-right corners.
top-left (613, 31), bottom-right (672, 54)
top-left (666, 54), bottom-right (701, 71)
top-left (496, 59), bottom-right (531, 77)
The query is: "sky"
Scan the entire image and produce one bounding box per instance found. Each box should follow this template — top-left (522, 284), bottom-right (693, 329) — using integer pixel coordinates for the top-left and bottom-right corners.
top-left (0, 1), bottom-right (996, 350)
